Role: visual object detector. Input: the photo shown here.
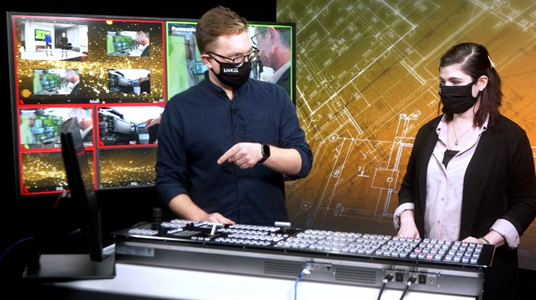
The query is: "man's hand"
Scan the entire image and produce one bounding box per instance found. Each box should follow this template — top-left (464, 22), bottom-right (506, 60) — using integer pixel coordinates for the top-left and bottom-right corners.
top-left (217, 142), bottom-right (263, 169)
top-left (204, 212), bottom-right (236, 225)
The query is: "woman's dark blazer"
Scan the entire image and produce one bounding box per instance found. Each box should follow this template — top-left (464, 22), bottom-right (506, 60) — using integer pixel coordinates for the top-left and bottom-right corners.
top-left (398, 114), bottom-right (536, 300)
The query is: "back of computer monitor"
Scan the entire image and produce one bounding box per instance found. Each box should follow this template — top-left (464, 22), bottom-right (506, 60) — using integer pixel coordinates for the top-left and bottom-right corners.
top-left (60, 117), bottom-right (104, 262)
top-left (22, 117), bottom-right (115, 281)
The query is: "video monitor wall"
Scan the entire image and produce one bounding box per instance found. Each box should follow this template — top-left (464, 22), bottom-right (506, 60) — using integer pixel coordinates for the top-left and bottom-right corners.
top-left (7, 12), bottom-right (296, 198)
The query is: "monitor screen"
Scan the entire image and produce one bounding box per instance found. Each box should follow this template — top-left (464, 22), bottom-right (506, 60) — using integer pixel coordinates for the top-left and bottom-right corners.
top-left (7, 11), bottom-right (296, 199)
top-left (34, 29), bottom-right (49, 41)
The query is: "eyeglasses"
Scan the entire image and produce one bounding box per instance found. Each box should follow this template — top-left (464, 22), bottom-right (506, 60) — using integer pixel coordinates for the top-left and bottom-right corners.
top-left (250, 29), bottom-right (267, 46)
top-left (206, 47), bottom-right (259, 68)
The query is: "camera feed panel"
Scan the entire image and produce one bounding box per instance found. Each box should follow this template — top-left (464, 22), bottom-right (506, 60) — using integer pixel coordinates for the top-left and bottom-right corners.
top-left (107, 30), bottom-right (150, 57)
top-left (20, 146), bottom-right (95, 196)
top-left (17, 19), bottom-right (89, 62)
top-left (166, 22), bottom-right (206, 99)
top-left (164, 22), bottom-right (294, 102)
top-left (108, 69), bottom-right (151, 95)
top-left (99, 147), bottom-right (158, 189)
top-left (98, 106), bottom-right (164, 146)
top-left (33, 68), bottom-right (80, 96)
top-left (247, 24), bottom-right (293, 100)
top-left (19, 107), bottom-right (93, 150)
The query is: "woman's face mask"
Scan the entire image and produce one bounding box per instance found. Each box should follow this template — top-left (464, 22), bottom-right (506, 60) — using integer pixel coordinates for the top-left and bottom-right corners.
top-left (438, 80), bottom-right (479, 114)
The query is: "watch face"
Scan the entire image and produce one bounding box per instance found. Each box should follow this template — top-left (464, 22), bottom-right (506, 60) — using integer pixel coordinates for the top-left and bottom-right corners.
top-left (262, 144), bottom-right (270, 156)
top-left (259, 143), bottom-right (270, 163)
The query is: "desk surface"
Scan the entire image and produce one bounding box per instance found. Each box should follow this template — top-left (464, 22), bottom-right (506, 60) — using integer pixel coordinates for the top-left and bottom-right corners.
top-left (37, 262), bottom-right (474, 300)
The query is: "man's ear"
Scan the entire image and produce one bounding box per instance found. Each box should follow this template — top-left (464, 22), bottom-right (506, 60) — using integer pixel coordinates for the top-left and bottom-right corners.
top-left (267, 27), bottom-right (278, 44)
top-left (201, 54), bottom-right (212, 68)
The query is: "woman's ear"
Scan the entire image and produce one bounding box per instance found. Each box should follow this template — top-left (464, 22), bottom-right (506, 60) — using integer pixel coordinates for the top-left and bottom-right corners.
top-left (477, 75), bottom-right (488, 91)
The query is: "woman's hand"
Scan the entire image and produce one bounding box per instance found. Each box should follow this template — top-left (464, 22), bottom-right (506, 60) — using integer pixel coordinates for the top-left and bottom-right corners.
top-left (397, 210), bottom-right (420, 239)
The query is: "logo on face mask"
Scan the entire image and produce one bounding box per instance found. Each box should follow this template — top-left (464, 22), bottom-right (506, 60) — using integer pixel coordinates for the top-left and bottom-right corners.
top-left (211, 61), bottom-right (252, 88)
top-left (223, 67), bottom-right (239, 73)
top-left (438, 80), bottom-right (480, 114)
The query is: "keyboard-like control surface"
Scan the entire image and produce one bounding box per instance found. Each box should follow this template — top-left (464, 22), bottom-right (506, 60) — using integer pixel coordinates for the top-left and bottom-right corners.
top-left (119, 219), bottom-right (494, 268)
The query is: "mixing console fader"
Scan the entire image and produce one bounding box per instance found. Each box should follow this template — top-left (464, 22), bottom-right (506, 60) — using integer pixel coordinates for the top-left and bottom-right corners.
top-left (113, 219), bottom-right (495, 299)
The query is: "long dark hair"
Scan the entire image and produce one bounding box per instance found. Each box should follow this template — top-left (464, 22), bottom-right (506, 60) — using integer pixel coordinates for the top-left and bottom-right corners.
top-left (439, 43), bottom-right (502, 127)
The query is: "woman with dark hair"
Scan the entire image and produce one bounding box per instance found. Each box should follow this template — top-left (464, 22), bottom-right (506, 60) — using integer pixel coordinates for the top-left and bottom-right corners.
top-left (394, 42), bottom-right (536, 299)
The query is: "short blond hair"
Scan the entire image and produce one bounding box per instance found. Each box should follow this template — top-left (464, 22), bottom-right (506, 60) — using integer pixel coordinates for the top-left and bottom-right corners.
top-left (195, 6), bottom-right (248, 54)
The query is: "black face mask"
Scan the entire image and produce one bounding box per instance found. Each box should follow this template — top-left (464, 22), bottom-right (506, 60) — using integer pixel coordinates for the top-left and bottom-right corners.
top-left (211, 61), bottom-right (252, 88)
top-left (439, 80), bottom-right (479, 114)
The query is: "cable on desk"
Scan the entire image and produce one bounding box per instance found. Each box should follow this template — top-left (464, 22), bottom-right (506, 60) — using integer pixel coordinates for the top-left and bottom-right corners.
top-left (376, 273), bottom-right (393, 300)
top-left (294, 264), bottom-right (313, 300)
top-left (0, 228), bottom-right (81, 263)
top-left (0, 236), bottom-right (34, 263)
top-left (399, 275), bottom-right (417, 300)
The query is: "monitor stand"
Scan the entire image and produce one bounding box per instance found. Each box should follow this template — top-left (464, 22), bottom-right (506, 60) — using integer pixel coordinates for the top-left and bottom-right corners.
top-left (22, 244), bottom-right (116, 281)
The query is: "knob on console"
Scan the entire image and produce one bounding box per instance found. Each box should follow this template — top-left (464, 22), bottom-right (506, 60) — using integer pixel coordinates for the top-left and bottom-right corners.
top-left (151, 207), bottom-right (163, 231)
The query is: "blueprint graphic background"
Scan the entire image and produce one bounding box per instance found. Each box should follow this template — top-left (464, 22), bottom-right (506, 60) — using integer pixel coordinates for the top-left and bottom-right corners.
top-left (277, 0), bottom-right (536, 270)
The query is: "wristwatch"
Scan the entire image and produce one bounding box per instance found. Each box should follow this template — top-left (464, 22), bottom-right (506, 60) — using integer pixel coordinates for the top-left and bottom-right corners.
top-left (258, 143), bottom-right (271, 163)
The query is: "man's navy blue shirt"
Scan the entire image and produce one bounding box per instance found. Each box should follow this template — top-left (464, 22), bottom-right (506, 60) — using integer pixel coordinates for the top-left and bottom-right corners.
top-left (155, 73), bottom-right (313, 226)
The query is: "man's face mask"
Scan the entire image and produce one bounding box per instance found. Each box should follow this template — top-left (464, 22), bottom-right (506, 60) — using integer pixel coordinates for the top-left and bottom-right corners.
top-left (211, 61), bottom-right (252, 88)
top-left (438, 80), bottom-right (480, 114)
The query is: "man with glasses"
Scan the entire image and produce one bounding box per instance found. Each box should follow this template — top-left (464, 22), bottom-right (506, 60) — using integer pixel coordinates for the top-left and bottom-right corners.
top-left (156, 6), bottom-right (313, 226)
top-left (251, 27), bottom-right (291, 96)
